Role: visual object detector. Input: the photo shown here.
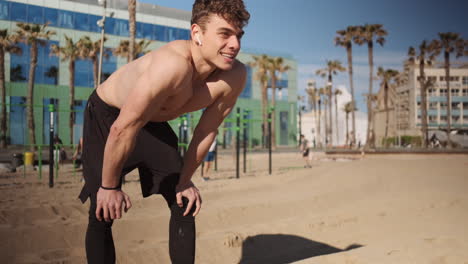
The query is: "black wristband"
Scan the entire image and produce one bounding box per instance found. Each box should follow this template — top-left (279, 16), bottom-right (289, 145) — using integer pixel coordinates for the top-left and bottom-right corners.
top-left (100, 185), bottom-right (121, 190)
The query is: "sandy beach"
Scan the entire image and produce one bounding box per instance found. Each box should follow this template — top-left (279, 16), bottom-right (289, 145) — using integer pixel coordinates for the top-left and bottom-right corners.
top-left (1, 152), bottom-right (468, 263)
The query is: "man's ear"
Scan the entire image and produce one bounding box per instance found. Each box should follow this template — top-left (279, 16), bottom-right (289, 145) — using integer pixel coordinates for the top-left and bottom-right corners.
top-left (191, 24), bottom-right (202, 45)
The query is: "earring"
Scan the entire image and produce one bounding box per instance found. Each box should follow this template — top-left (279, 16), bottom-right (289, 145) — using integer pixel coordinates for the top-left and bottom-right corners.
top-left (196, 35), bottom-right (202, 46)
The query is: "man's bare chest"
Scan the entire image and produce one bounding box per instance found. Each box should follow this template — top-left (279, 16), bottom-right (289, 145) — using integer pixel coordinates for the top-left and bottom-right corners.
top-left (153, 82), bottom-right (219, 121)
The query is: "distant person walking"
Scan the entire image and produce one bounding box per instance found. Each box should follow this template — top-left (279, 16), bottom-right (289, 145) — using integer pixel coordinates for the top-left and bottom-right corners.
top-left (300, 135), bottom-right (312, 168)
top-left (53, 135), bottom-right (66, 167)
top-left (202, 139), bottom-right (217, 180)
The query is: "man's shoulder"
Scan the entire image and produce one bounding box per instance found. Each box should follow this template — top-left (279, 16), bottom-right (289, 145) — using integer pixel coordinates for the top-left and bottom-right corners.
top-left (150, 41), bottom-right (192, 72)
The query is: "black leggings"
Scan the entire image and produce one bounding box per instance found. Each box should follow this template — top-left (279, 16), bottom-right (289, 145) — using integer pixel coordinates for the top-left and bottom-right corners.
top-left (85, 191), bottom-right (196, 264)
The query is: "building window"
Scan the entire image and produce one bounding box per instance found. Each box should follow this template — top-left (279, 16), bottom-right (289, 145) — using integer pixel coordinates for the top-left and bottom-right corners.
top-left (74, 12), bottom-right (90, 31)
top-left (463, 102), bottom-right (468, 108)
top-left (239, 66), bottom-right (252, 98)
top-left (440, 102), bottom-right (447, 109)
top-left (428, 116), bottom-right (437, 122)
top-left (58, 10), bottom-right (74, 29)
top-left (27, 4), bottom-right (43, 24)
top-left (155, 25), bottom-right (167, 41)
top-left (429, 102), bottom-right (438, 110)
top-left (440, 89), bottom-right (447, 96)
top-left (10, 2), bottom-right (27, 22)
top-left (88, 15), bottom-right (101, 33)
top-left (463, 77), bottom-right (468, 85)
top-left (44, 7), bottom-right (58, 26)
top-left (463, 89), bottom-right (468, 96)
top-left (0, 1), bottom-right (9, 20)
top-left (451, 89), bottom-right (460, 95)
top-left (137, 22), bottom-right (154, 39)
top-left (114, 18), bottom-right (129, 37)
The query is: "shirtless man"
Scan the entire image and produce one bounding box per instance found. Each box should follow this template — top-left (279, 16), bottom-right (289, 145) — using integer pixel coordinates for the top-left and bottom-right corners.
top-left (78, 1), bottom-right (250, 263)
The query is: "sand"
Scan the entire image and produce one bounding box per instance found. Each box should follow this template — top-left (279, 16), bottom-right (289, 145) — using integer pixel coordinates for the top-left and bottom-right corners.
top-left (1, 152), bottom-right (468, 263)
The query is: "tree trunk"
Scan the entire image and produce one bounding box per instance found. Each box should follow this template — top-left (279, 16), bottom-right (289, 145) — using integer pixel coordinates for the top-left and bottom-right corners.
top-left (324, 99), bottom-right (328, 148)
top-left (0, 48), bottom-right (6, 148)
top-left (384, 82), bottom-right (389, 142)
top-left (69, 59), bottom-right (75, 145)
top-left (92, 55), bottom-right (98, 89)
top-left (27, 41), bottom-right (38, 151)
top-left (270, 75), bottom-right (276, 149)
top-left (261, 80), bottom-right (268, 148)
top-left (445, 51), bottom-right (452, 148)
top-left (345, 112), bottom-right (349, 146)
top-left (347, 44), bottom-right (356, 146)
top-left (419, 58), bottom-right (428, 148)
top-left (128, 0), bottom-right (136, 62)
top-left (318, 100), bottom-right (322, 149)
top-left (327, 73), bottom-right (333, 146)
top-left (366, 41), bottom-right (374, 148)
top-left (312, 95), bottom-right (319, 148)
top-left (334, 92), bottom-right (339, 145)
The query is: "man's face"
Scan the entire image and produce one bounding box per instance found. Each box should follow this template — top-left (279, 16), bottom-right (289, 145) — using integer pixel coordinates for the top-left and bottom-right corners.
top-left (199, 14), bottom-right (244, 70)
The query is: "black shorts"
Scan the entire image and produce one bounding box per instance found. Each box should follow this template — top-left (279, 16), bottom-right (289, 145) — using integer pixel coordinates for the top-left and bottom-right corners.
top-left (78, 90), bottom-right (183, 203)
top-left (302, 148), bottom-right (309, 157)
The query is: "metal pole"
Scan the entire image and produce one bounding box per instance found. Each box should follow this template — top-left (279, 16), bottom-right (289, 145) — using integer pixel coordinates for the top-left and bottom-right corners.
top-left (236, 107), bottom-right (240, 179)
top-left (183, 115), bottom-right (188, 155)
top-left (214, 137), bottom-right (218, 171)
top-left (298, 108), bottom-right (302, 146)
top-left (178, 117), bottom-right (183, 155)
top-left (268, 111), bottom-right (272, 175)
top-left (38, 145), bottom-right (42, 180)
top-left (97, 0), bottom-right (107, 87)
top-left (243, 109), bottom-right (248, 174)
top-left (48, 104), bottom-right (54, 188)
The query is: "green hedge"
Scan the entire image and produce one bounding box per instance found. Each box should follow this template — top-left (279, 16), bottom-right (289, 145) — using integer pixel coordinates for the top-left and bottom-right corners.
top-left (382, 135), bottom-right (422, 147)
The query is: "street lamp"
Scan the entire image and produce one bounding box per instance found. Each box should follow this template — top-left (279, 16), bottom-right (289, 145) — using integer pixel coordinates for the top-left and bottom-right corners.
top-left (96, 0), bottom-right (114, 87)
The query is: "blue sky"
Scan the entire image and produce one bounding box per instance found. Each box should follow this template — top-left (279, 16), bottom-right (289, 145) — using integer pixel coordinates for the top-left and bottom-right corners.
top-left (139, 0), bottom-right (468, 112)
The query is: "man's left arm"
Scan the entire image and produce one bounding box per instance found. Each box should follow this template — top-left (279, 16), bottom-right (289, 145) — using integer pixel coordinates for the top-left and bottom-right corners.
top-left (176, 64), bottom-right (247, 216)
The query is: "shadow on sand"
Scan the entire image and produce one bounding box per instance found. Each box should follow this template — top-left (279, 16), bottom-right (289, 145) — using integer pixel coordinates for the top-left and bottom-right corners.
top-left (239, 234), bottom-right (362, 264)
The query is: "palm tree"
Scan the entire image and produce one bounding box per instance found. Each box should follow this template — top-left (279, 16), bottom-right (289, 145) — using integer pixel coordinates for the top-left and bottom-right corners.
top-left (335, 26), bottom-right (358, 146)
top-left (113, 39), bottom-right (152, 63)
top-left (343, 101), bottom-right (357, 147)
top-left (364, 93), bottom-right (379, 148)
top-left (429, 33), bottom-right (466, 147)
top-left (333, 88), bottom-right (342, 144)
top-left (14, 23), bottom-right (56, 151)
top-left (249, 54), bottom-right (270, 147)
top-left (267, 56), bottom-right (290, 149)
top-left (78, 36), bottom-right (108, 88)
top-left (0, 29), bottom-right (22, 148)
top-left (128, 0), bottom-right (137, 62)
top-left (318, 87), bottom-right (327, 148)
top-left (376, 67), bottom-right (399, 142)
top-left (306, 83), bottom-right (319, 146)
top-left (354, 24), bottom-right (387, 149)
top-left (51, 35), bottom-right (84, 145)
top-left (316, 60), bottom-right (345, 146)
top-left (408, 41), bottom-right (436, 147)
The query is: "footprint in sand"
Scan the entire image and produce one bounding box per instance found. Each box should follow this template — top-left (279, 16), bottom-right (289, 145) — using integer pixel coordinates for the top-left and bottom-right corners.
top-left (40, 249), bottom-right (70, 261)
top-left (224, 233), bottom-right (243, 248)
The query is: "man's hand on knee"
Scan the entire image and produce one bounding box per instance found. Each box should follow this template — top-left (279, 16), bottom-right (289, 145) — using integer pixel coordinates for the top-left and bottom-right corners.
top-left (175, 181), bottom-right (202, 217)
top-left (96, 188), bottom-right (132, 222)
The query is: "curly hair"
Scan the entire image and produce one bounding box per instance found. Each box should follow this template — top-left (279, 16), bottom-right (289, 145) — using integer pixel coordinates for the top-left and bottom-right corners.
top-left (191, 0), bottom-right (250, 31)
